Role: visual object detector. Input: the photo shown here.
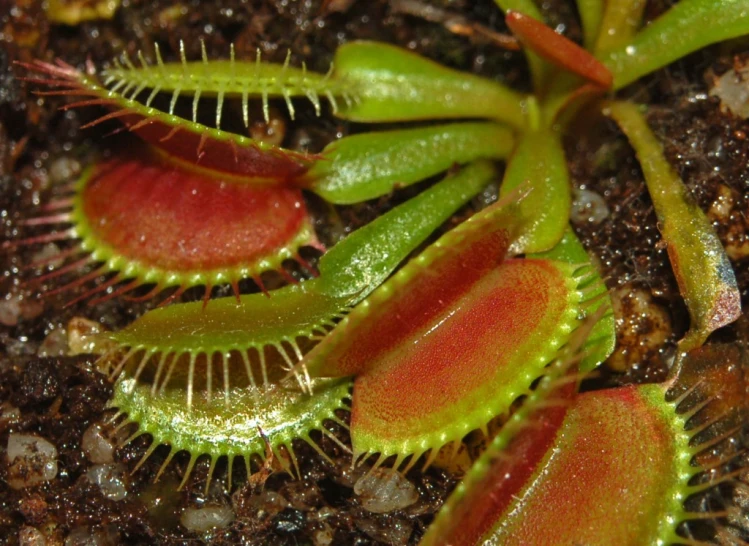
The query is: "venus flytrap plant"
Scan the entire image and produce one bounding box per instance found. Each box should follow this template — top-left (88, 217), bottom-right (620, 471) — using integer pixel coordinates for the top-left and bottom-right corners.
top-left (13, 0), bottom-right (749, 538)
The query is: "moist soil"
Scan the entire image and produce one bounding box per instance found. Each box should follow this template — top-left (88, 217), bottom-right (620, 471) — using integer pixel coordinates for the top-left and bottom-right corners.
top-left (1, 0), bottom-right (748, 544)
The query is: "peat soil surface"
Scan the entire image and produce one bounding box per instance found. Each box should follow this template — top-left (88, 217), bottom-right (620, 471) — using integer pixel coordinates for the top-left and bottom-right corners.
top-left (0, 0), bottom-right (748, 544)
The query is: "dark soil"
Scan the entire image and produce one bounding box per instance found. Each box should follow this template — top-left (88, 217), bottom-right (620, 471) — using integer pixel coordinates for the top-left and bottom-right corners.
top-left (1, 0), bottom-right (748, 545)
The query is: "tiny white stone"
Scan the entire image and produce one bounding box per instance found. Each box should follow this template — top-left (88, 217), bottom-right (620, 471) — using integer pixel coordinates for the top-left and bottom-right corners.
top-left (354, 468), bottom-right (418, 514)
top-left (180, 505), bottom-right (235, 532)
top-left (7, 434), bottom-right (58, 490)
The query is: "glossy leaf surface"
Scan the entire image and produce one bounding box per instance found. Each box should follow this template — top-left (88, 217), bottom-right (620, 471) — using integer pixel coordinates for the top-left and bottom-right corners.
top-left (332, 41), bottom-right (527, 129)
top-left (454, 383), bottom-right (693, 545)
top-left (603, 0), bottom-right (749, 89)
top-left (499, 129), bottom-right (570, 253)
top-left (316, 160), bottom-right (499, 299)
top-left (506, 10), bottom-right (613, 89)
top-left (420, 341), bottom-right (579, 546)
top-left (300, 195), bottom-right (596, 460)
top-left (349, 258), bottom-right (584, 462)
top-left (76, 150), bottom-right (316, 281)
top-left (303, 193), bottom-right (523, 379)
top-left (305, 123), bottom-right (514, 204)
top-left (424, 340), bottom-right (748, 546)
top-left (531, 227), bottom-right (615, 371)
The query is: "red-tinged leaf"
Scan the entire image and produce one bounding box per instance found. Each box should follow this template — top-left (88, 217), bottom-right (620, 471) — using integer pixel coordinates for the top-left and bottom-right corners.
top-left (505, 10), bottom-right (613, 89)
top-left (420, 370), bottom-right (577, 546)
top-left (486, 385), bottom-right (686, 545)
top-left (444, 342), bottom-right (749, 546)
top-left (606, 101), bottom-right (741, 355)
top-left (349, 258), bottom-right (586, 462)
top-left (116, 112), bottom-right (312, 182)
top-left (80, 150), bottom-right (317, 273)
top-left (302, 200), bottom-right (520, 379)
top-left (19, 145), bottom-right (319, 304)
top-left (18, 59), bottom-right (314, 182)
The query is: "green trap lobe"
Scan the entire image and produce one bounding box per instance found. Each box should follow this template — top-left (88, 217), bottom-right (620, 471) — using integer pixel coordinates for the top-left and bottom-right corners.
top-left (110, 375), bottom-right (352, 479)
top-left (21, 60), bottom-right (312, 182)
top-left (103, 57), bottom-right (351, 99)
top-left (110, 282), bottom-right (349, 356)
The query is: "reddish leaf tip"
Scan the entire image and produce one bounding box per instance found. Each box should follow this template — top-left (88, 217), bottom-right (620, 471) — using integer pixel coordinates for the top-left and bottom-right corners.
top-left (505, 10), bottom-right (613, 89)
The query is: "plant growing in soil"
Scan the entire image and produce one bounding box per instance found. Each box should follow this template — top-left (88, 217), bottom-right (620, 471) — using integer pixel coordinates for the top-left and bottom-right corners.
top-left (5, 0), bottom-right (749, 544)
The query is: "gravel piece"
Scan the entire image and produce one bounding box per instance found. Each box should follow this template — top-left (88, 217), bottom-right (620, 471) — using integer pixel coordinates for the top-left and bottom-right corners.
top-left (180, 505), bottom-right (235, 532)
top-left (85, 463), bottom-right (128, 501)
top-left (571, 187), bottom-right (610, 226)
top-left (81, 422), bottom-right (115, 464)
top-left (19, 526), bottom-right (46, 546)
top-left (356, 512), bottom-right (414, 545)
top-left (354, 468), bottom-right (419, 514)
top-left (7, 434), bottom-right (58, 490)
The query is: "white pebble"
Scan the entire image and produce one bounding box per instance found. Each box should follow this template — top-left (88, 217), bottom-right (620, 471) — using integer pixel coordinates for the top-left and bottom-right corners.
top-left (81, 423), bottom-right (115, 464)
top-left (354, 468), bottom-right (418, 514)
top-left (19, 527), bottom-right (46, 546)
top-left (67, 317), bottom-right (109, 357)
top-left (7, 434), bottom-right (58, 490)
top-left (38, 328), bottom-right (68, 358)
top-left (313, 524), bottom-right (334, 546)
top-left (711, 66), bottom-right (749, 118)
top-left (64, 525), bottom-right (117, 546)
top-left (0, 296), bottom-right (22, 327)
top-left (86, 464), bottom-right (127, 501)
top-left (49, 157), bottom-right (81, 184)
top-left (571, 188), bottom-right (610, 226)
top-left (180, 505), bottom-right (235, 532)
